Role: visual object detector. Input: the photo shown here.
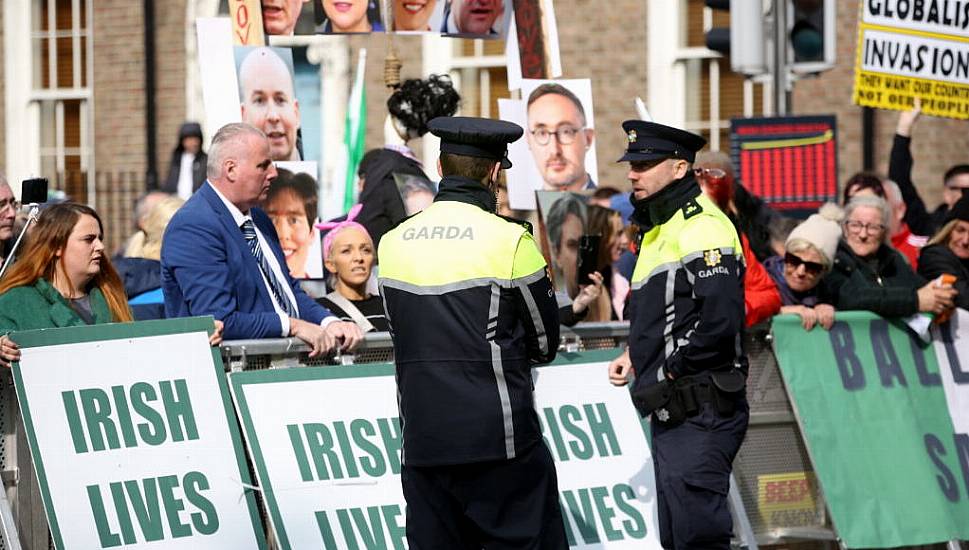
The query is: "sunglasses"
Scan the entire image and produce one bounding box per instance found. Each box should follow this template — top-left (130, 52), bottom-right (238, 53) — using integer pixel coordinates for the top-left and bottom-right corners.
top-left (784, 253), bottom-right (824, 276)
top-left (694, 167), bottom-right (727, 180)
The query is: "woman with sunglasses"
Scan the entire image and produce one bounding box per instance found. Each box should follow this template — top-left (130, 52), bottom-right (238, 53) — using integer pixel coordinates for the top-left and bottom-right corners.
top-left (823, 195), bottom-right (956, 318)
top-left (917, 196), bottom-right (969, 310)
top-left (764, 204), bottom-right (842, 330)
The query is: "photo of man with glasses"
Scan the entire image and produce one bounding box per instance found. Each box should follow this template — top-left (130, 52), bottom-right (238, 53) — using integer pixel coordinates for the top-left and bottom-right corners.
top-left (525, 82), bottom-right (597, 193)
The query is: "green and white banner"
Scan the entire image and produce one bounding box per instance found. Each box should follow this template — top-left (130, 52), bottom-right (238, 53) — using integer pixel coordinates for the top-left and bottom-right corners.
top-left (12, 317), bottom-right (266, 549)
top-left (772, 312), bottom-right (969, 548)
top-left (229, 349), bottom-right (661, 549)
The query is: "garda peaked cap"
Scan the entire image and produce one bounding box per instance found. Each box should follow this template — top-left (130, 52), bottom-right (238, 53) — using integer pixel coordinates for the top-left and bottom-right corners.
top-left (618, 120), bottom-right (707, 163)
top-left (429, 116), bottom-right (523, 169)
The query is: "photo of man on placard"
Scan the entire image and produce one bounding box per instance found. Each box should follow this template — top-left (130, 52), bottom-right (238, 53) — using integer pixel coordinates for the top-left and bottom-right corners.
top-left (525, 82), bottom-right (597, 192)
top-left (261, 0), bottom-right (311, 35)
top-left (429, 0), bottom-right (512, 38)
top-left (236, 46), bottom-right (303, 162)
top-left (537, 190), bottom-right (588, 300)
top-left (499, 79), bottom-right (599, 210)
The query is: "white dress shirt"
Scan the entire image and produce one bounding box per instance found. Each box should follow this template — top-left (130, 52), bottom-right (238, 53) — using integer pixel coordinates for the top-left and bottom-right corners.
top-left (211, 185), bottom-right (301, 336)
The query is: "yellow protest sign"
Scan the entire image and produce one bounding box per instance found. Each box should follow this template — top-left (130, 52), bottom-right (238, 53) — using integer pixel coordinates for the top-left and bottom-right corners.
top-left (854, 1), bottom-right (969, 119)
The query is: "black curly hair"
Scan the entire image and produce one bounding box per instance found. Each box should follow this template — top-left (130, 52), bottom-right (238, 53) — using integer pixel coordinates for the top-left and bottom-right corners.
top-left (386, 74), bottom-right (461, 138)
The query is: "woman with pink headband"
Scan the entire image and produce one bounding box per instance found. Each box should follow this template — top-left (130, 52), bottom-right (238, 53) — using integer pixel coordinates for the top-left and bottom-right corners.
top-left (314, 204), bottom-right (389, 332)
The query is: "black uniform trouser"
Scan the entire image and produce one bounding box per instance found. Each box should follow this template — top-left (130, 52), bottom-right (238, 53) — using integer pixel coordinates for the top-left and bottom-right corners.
top-left (651, 399), bottom-right (749, 550)
top-left (402, 442), bottom-right (568, 550)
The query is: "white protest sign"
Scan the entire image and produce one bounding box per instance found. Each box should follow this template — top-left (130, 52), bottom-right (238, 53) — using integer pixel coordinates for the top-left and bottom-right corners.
top-left (532, 355), bottom-right (661, 548)
top-left (931, 308), bottom-right (969, 434)
top-left (12, 317), bottom-right (265, 549)
top-left (230, 350), bottom-right (662, 549)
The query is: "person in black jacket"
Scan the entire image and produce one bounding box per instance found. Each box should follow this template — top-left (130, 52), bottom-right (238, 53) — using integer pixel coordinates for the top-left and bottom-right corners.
top-left (378, 117), bottom-right (565, 549)
top-left (822, 195), bottom-right (956, 317)
top-left (918, 196), bottom-right (969, 310)
top-left (161, 122), bottom-right (207, 199)
top-left (890, 98), bottom-right (969, 236)
top-left (357, 75), bottom-right (459, 248)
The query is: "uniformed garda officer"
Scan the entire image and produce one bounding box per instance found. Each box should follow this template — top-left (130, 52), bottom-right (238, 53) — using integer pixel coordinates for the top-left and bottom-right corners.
top-left (607, 120), bottom-right (749, 549)
top-left (378, 116), bottom-right (566, 549)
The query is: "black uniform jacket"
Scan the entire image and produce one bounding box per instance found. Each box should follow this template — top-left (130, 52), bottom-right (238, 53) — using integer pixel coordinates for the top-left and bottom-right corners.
top-left (378, 176), bottom-right (559, 466)
top-left (627, 176), bottom-right (747, 396)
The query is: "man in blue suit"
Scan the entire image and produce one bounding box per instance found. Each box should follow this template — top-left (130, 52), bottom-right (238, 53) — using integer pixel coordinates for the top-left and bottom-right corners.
top-left (162, 123), bottom-right (362, 354)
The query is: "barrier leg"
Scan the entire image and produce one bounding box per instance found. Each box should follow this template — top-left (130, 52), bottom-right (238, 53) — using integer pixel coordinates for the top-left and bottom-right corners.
top-left (728, 473), bottom-right (759, 549)
top-left (0, 487), bottom-right (22, 550)
top-left (947, 540), bottom-right (962, 550)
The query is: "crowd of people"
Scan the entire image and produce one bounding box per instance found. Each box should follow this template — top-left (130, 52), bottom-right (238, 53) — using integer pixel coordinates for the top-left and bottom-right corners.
top-left (0, 89), bottom-right (964, 549)
top-left (0, 101), bottom-right (963, 366)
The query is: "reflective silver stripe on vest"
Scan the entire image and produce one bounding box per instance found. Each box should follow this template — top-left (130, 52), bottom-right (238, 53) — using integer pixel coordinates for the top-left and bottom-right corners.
top-left (488, 283), bottom-right (516, 459)
top-left (631, 260), bottom-right (681, 291)
top-left (378, 279), bottom-right (406, 463)
top-left (379, 268), bottom-right (546, 296)
top-left (662, 268), bottom-right (677, 360)
top-left (516, 275), bottom-right (549, 356)
top-left (680, 246), bottom-right (737, 266)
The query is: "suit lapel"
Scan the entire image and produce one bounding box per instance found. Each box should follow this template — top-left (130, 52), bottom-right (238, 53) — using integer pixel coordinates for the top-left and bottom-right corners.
top-left (199, 184), bottom-right (252, 254)
top-left (198, 183), bottom-right (276, 309)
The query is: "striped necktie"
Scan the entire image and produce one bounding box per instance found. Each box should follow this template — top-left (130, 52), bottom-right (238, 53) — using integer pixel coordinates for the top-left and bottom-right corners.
top-left (240, 219), bottom-right (297, 317)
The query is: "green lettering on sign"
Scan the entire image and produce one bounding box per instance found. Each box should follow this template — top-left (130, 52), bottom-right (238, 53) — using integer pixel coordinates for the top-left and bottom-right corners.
top-left (131, 382), bottom-right (166, 445)
top-left (377, 418), bottom-right (402, 474)
top-left (305, 423), bottom-right (342, 480)
top-left (87, 484), bottom-right (121, 548)
top-left (80, 388), bottom-right (119, 452)
top-left (184, 471), bottom-right (219, 535)
top-left (584, 403), bottom-right (622, 457)
top-left (315, 510), bottom-right (339, 550)
top-left (351, 419), bottom-right (386, 477)
top-left (288, 423), bottom-right (315, 482)
top-left (62, 390), bottom-right (88, 454)
top-left (159, 379), bottom-right (199, 442)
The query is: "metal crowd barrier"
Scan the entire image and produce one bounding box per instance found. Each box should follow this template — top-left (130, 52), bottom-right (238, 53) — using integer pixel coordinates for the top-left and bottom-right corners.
top-left (218, 322), bottom-right (837, 549)
top-left (0, 322), bottom-right (960, 549)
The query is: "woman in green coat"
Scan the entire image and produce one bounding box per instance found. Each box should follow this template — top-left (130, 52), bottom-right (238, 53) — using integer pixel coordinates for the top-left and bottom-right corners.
top-left (0, 203), bottom-right (224, 367)
top-left (0, 203), bottom-right (134, 366)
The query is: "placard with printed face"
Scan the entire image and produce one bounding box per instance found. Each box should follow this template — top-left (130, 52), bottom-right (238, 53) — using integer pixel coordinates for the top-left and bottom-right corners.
top-left (500, 78), bottom-right (598, 210)
top-left (11, 317), bottom-right (266, 549)
top-left (230, 349), bottom-right (661, 549)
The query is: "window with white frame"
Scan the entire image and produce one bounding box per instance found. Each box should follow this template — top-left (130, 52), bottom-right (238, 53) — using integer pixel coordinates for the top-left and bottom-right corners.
top-left (31, 0), bottom-right (93, 202)
top-left (675, 0), bottom-right (770, 151)
top-left (421, 35), bottom-right (510, 169)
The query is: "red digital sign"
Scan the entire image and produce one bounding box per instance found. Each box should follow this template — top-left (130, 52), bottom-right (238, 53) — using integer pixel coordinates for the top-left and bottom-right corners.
top-left (730, 115), bottom-right (838, 212)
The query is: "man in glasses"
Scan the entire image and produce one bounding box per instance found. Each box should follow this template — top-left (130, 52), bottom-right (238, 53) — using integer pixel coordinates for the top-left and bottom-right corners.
top-left (525, 83), bottom-right (596, 192)
top-left (606, 120), bottom-right (748, 549)
top-left (0, 175), bottom-right (17, 264)
top-left (891, 98), bottom-right (969, 236)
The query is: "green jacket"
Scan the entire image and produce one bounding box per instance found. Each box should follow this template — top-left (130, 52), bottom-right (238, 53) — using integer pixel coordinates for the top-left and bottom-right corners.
top-left (821, 240), bottom-right (926, 318)
top-left (0, 278), bottom-right (114, 332)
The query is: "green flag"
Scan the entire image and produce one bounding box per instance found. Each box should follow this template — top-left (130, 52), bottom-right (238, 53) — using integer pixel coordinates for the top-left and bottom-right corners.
top-left (771, 313), bottom-right (969, 548)
top-left (343, 49), bottom-right (367, 212)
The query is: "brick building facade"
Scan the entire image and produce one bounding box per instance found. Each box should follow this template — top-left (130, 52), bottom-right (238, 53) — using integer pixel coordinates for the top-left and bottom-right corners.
top-left (0, 0), bottom-right (966, 250)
